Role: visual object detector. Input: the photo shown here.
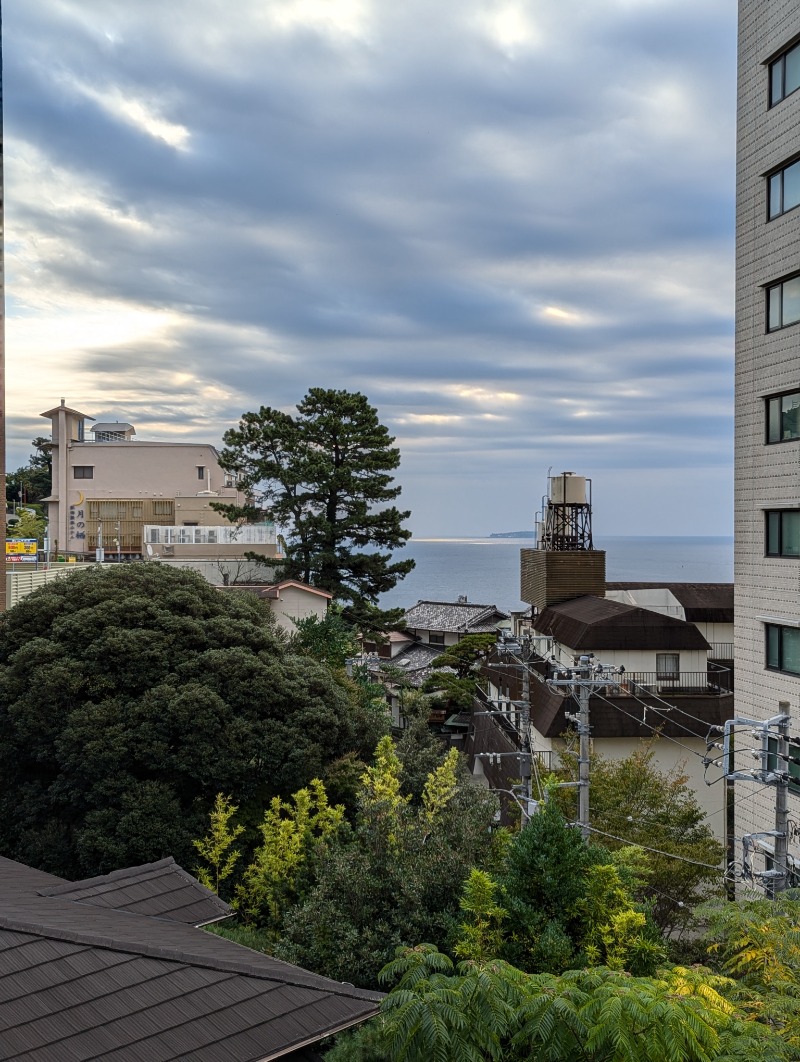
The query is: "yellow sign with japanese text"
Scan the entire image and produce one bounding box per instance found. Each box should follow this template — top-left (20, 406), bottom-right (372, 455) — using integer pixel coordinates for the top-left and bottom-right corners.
top-left (6, 539), bottom-right (38, 561)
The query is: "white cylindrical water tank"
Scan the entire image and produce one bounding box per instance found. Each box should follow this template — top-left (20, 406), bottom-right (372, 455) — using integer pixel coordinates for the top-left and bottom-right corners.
top-left (549, 472), bottom-right (587, 505)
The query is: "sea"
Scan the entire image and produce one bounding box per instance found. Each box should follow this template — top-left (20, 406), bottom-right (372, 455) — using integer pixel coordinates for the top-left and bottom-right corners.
top-left (379, 536), bottom-right (734, 614)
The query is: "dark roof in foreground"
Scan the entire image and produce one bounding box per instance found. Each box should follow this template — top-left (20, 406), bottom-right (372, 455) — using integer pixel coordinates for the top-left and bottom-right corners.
top-left (38, 857), bottom-right (232, 927)
top-left (0, 856), bottom-right (381, 1061)
top-left (605, 583), bottom-right (733, 623)
top-left (534, 595), bottom-right (710, 650)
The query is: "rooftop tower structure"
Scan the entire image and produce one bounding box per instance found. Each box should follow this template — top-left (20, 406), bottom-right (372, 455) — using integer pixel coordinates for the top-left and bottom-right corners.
top-left (520, 472), bottom-right (606, 611)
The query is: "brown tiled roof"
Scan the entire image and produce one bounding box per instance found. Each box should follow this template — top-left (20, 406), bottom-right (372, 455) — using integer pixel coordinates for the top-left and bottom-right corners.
top-left (605, 583), bottom-right (733, 623)
top-left (403, 600), bottom-right (509, 634)
top-left (0, 856), bottom-right (381, 1061)
top-left (38, 857), bottom-right (232, 927)
top-left (534, 596), bottom-right (709, 651)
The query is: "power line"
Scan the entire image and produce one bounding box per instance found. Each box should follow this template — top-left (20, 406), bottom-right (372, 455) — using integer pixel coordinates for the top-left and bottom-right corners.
top-left (582, 825), bottom-right (724, 871)
top-left (586, 687), bottom-right (711, 763)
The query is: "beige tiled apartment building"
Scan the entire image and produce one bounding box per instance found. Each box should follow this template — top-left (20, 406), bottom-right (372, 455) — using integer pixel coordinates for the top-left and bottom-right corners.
top-left (735, 2), bottom-right (800, 882)
top-left (41, 400), bottom-right (277, 564)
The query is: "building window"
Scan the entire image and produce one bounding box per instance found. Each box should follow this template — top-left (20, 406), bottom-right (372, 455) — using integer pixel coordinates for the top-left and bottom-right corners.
top-left (767, 276), bottom-right (800, 331)
top-left (656, 653), bottom-right (680, 681)
top-left (429, 632), bottom-right (445, 645)
top-left (766, 390), bottom-right (800, 442)
top-left (768, 737), bottom-right (800, 796)
top-left (766, 510), bottom-right (800, 556)
top-left (770, 41), bottom-right (800, 107)
top-left (766, 623), bottom-right (800, 676)
top-left (73, 466), bottom-right (94, 479)
top-left (769, 159), bottom-right (800, 219)
top-left (197, 465), bottom-right (205, 480)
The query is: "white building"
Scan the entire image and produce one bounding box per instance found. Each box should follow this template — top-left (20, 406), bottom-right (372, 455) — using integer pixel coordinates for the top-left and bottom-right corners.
top-left (734, 2), bottom-right (800, 884)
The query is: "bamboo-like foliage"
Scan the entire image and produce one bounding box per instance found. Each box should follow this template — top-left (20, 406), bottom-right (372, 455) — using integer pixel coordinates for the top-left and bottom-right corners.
top-left (235, 779), bottom-right (344, 929)
top-left (192, 793), bottom-right (244, 896)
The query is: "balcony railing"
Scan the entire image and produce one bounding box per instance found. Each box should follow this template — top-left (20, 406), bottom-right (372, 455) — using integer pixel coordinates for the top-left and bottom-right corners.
top-left (584, 668), bottom-right (732, 697)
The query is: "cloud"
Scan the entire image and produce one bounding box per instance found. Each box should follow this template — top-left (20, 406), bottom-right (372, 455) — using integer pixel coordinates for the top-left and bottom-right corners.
top-left (4, 0), bottom-right (735, 536)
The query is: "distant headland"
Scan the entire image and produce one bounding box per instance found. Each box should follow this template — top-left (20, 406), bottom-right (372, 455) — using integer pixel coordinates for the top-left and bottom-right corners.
top-left (488, 531), bottom-right (536, 539)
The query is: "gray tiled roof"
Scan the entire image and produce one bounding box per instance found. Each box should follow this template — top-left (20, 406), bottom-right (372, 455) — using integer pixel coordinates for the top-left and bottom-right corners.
top-left (38, 857), bottom-right (232, 927)
top-left (376, 642), bottom-right (449, 688)
top-left (0, 856), bottom-right (381, 1061)
top-left (403, 600), bottom-right (509, 634)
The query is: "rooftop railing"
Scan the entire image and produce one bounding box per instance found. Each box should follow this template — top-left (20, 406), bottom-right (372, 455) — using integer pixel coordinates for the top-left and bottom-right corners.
top-left (144, 523), bottom-right (276, 545)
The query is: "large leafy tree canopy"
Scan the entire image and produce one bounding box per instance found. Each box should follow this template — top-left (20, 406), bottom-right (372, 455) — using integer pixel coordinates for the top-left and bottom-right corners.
top-left (0, 565), bottom-right (370, 879)
top-left (216, 389), bottom-right (414, 632)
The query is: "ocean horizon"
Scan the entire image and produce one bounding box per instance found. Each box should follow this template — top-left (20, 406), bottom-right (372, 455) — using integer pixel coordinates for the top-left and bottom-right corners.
top-left (380, 535), bottom-right (734, 614)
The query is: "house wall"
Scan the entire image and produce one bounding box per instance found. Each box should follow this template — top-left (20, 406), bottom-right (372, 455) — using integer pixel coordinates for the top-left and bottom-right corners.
top-left (547, 643), bottom-right (709, 677)
top-left (269, 585), bottom-right (329, 633)
top-left (405, 628), bottom-right (460, 647)
top-left (694, 621), bottom-right (734, 648)
top-left (155, 558), bottom-right (279, 585)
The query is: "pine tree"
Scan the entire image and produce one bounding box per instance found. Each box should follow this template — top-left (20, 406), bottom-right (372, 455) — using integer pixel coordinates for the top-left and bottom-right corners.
top-left (216, 389), bottom-right (414, 632)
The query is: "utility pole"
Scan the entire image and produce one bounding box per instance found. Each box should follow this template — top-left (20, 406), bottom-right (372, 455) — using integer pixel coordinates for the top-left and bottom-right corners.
top-left (717, 707), bottom-right (794, 896)
top-left (547, 655), bottom-right (623, 842)
top-left (576, 661), bottom-right (592, 842)
top-left (774, 702), bottom-right (791, 894)
top-left (519, 639), bottom-right (532, 826)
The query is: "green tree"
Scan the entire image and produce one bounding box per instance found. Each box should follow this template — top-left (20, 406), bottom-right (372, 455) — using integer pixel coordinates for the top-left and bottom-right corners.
top-left (331, 945), bottom-right (789, 1062)
top-left (0, 565), bottom-right (367, 878)
top-left (7, 507), bottom-right (47, 546)
top-left (193, 793), bottom-right (245, 898)
top-left (698, 893), bottom-right (800, 1051)
top-left (556, 742), bottom-right (725, 933)
top-left (496, 797), bottom-right (607, 973)
top-left (289, 604), bottom-right (359, 670)
top-left (422, 632), bottom-right (496, 714)
top-left (216, 389), bottom-right (414, 633)
top-left (235, 779), bottom-right (344, 933)
top-left (274, 741), bottom-right (501, 988)
top-left (454, 869), bottom-right (508, 963)
top-left (5, 437), bottom-right (52, 506)
top-left (459, 798), bottom-right (665, 977)
top-left (430, 632), bottom-right (497, 678)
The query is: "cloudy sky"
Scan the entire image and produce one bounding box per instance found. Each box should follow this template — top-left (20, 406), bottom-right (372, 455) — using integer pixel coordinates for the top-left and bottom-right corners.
top-left (4, 0), bottom-right (736, 537)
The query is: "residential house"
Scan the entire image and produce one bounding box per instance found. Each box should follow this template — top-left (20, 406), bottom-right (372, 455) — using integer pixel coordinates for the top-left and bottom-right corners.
top-left (368, 598), bottom-right (509, 728)
top-left (220, 580), bottom-right (332, 634)
top-left (478, 587), bottom-right (734, 843)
